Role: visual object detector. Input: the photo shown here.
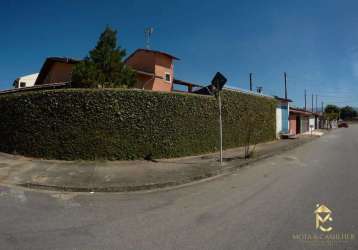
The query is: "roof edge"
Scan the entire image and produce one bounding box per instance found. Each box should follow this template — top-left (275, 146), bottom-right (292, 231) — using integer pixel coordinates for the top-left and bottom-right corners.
top-left (124, 49), bottom-right (180, 63)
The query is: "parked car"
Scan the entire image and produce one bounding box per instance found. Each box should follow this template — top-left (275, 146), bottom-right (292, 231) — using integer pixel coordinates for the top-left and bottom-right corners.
top-left (338, 122), bottom-right (349, 128)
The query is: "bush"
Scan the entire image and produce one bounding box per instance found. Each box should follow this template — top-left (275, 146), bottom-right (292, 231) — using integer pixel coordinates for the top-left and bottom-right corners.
top-left (0, 89), bottom-right (277, 160)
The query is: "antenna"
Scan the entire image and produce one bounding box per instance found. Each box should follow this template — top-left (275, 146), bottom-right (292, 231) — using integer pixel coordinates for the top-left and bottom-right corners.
top-left (144, 27), bottom-right (154, 49)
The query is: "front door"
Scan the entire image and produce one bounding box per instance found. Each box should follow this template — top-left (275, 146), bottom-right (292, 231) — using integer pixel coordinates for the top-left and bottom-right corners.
top-left (296, 116), bottom-right (301, 134)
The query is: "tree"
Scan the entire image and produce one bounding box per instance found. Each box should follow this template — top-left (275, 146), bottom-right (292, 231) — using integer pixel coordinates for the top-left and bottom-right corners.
top-left (324, 104), bottom-right (340, 129)
top-left (242, 103), bottom-right (268, 159)
top-left (325, 104), bottom-right (340, 114)
top-left (340, 106), bottom-right (357, 120)
top-left (72, 27), bottom-right (136, 88)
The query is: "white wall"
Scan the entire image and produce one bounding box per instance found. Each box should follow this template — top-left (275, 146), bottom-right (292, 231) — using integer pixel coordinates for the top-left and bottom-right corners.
top-left (14, 73), bottom-right (39, 88)
top-left (309, 116), bottom-right (315, 132)
top-left (276, 107), bottom-right (282, 138)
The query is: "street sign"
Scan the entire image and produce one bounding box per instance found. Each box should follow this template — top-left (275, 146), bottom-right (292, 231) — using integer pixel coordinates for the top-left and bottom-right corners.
top-left (211, 72), bottom-right (227, 92)
top-left (210, 72), bottom-right (227, 166)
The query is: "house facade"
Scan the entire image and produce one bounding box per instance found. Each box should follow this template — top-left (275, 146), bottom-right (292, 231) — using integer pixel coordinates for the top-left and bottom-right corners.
top-left (289, 108), bottom-right (321, 135)
top-left (124, 49), bottom-right (179, 92)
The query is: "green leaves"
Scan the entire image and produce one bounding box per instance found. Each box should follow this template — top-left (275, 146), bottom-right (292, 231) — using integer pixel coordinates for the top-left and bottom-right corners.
top-left (340, 106), bottom-right (357, 120)
top-left (72, 26), bottom-right (136, 88)
top-left (0, 89), bottom-right (277, 160)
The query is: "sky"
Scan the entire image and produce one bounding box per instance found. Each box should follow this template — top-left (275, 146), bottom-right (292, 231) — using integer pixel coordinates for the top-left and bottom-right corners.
top-left (1, 0), bottom-right (358, 107)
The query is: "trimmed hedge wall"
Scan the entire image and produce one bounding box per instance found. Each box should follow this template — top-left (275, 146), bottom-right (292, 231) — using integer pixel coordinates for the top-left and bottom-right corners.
top-left (0, 89), bottom-right (277, 160)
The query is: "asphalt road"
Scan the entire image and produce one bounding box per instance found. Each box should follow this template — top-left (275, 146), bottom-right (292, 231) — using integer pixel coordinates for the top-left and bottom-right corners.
top-left (0, 126), bottom-right (358, 250)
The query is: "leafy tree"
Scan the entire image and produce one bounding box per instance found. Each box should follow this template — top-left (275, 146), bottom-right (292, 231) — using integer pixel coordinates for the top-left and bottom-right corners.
top-left (340, 106), bottom-right (358, 120)
top-left (72, 27), bottom-right (136, 88)
top-left (325, 104), bottom-right (340, 114)
top-left (324, 104), bottom-right (340, 129)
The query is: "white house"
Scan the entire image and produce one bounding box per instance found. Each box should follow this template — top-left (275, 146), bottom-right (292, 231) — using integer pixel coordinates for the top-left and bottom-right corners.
top-left (13, 73), bottom-right (39, 88)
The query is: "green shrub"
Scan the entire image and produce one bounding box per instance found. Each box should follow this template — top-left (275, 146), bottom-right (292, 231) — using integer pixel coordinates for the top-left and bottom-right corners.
top-left (0, 89), bottom-right (277, 160)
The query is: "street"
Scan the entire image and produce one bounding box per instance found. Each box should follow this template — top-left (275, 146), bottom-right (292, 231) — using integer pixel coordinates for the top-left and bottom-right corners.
top-left (0, 126), bottom-right (357, 250)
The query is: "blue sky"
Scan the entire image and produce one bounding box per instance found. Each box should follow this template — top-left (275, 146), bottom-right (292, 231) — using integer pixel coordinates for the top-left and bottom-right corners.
top-left (1, 0), bottom-right (358, 107)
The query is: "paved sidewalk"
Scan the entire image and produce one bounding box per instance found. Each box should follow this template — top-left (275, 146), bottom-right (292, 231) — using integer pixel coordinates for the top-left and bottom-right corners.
top-left (0, 135), bottom-right (321, 192)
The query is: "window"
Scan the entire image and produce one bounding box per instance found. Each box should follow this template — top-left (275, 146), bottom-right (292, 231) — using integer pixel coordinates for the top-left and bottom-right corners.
top-left (20, 82), bottom-right (26, 88)
top-left (164, 72), bottom-right (171, 83)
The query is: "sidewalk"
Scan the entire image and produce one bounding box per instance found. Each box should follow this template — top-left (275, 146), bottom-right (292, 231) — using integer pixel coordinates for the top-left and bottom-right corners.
top-left (0, 134), bottom-right (321, 192)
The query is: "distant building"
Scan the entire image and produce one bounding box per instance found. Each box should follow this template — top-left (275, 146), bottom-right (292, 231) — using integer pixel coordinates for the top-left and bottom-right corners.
top-left (274, 96), bottom-right (292, 138)
top-left (289, 108), bottom-right (320, 135)
top-left (13, 73), bottom-right (39, 88)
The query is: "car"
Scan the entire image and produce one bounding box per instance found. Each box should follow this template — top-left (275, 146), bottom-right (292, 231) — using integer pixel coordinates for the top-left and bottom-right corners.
top-left (338, 122), bottom-right (349, 128)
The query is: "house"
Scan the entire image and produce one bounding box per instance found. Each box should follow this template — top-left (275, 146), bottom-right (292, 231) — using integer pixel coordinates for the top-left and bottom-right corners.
top-left (13, 73), bottom-right (39, 88)
top-left (274, 96), bottom-right (292, 138)
top-left (32, 49), bottom-right (200, 93)
top-left (34, 57), bottom-right (79, 85)
top-left (124, 49), bottom-right (178, 92)
top-left (289, 107), bottom-right (320, 135)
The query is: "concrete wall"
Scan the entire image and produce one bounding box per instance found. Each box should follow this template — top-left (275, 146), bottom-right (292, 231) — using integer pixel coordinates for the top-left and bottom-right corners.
top-left (276, 102), bottom-right (289, 137)
top-left (309, 116), bottom-right (315, 132)
top-left (289, 114), bottom-right (297, 135)
top-left (276, 107), bottom-right (282, 137)
top-left (153, 55), bottom-right (173, 92)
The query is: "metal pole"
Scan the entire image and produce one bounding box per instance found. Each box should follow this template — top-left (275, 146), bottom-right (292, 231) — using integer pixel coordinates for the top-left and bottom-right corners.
top-left (249, 73), bottom-right (253, 91)
top-left (304, 89), bottom-right (307, 110)
top-left (218, 91), bottom-right (223, 166)
top-left (311, 94), bottom-right (314, 112)
top-left (284, 72), bottom-right (287, 99)
top-left (315, 94), bottom-right (318, 113)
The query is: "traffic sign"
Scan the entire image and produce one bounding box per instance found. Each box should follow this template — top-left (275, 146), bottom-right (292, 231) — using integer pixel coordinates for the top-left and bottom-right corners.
top-left (211, 72), bottom-right (227, 92)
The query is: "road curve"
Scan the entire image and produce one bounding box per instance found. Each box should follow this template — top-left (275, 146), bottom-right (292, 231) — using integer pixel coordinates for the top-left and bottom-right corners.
top-left (0, 126), bottom-right (357, 250)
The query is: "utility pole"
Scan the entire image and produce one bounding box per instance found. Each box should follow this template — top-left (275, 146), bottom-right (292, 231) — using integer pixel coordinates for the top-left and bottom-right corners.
top-left (322, 101), bottom-right (325, 129)
top-left (304, 89), bottom-right (307, 110)
top-left (311, 94), bottom-right (314, 113)
top-left (315, 94), bottom-right (318, 113)
top-left (284, 72), bottom-right (288, 99)
top-left (249, 73), bottom-right (253, 91)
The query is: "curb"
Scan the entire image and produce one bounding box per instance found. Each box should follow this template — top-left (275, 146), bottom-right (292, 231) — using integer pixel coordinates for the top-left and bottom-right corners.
top-left (15, 137), bottom-right (318, 193)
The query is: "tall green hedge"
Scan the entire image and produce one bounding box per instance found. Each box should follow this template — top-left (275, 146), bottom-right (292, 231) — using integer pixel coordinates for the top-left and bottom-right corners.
top-left (0, 89), bottom-right (276, 160)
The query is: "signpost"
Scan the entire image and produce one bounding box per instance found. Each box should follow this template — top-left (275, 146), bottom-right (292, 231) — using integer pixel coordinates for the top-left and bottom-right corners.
top-left (211, 72), bottom-right (227, 166)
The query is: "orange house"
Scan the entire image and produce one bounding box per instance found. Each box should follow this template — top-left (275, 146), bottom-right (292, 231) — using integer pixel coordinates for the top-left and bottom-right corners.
top-left (34, 49), bottom-right (202, 92)
top-left (124, 49), bottom-right (179, 92)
